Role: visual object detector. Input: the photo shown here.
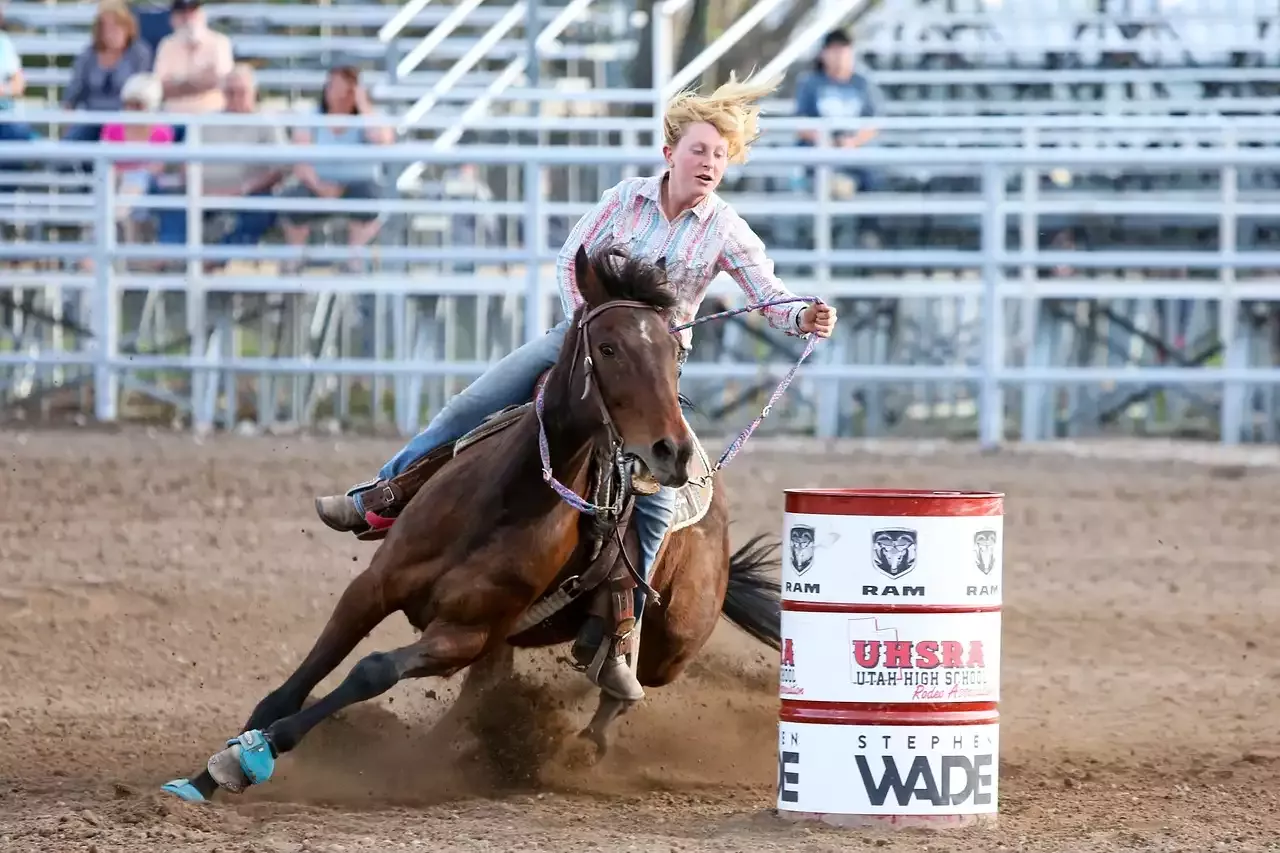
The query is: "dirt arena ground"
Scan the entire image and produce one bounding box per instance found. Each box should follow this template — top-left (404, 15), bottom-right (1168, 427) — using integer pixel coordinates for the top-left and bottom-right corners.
top-left (2, 428), bottom-right (1279, 852)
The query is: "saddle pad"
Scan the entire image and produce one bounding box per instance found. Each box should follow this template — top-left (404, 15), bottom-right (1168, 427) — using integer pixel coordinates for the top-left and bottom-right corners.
top-left (671, 420), bottom-right (713, 534)
top-left (453, 403), bottom-right (531, 457)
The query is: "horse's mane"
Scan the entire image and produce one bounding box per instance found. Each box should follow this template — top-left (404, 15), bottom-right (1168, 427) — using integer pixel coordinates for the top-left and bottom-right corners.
top-left (584, 246), bottom-right (678, 314)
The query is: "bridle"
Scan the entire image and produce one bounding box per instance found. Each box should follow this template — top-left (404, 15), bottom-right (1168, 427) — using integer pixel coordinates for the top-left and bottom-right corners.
top-left (535, 293), bottom-right (824, 516)
top-left (534, 299), bottom-right (663, 517)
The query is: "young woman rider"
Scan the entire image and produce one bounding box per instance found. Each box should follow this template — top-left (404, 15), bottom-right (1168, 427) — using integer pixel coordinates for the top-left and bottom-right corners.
top-left (314, 72), bottom-right (838, 702)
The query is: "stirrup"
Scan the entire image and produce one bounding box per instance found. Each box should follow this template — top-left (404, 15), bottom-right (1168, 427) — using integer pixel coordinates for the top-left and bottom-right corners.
top-left (583, 632), bottom-right (622, 685)
top-left (343, 477), bottom-right (381, 499)
top-left (346, 477), bottom-right (397, 508)
top-left (586, 641), bottom-right (644, 702)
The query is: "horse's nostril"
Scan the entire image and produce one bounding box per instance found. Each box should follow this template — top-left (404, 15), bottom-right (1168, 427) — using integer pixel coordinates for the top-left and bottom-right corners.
top-left (676, 439), bottom-right (693, 467)
top-left (652, 438), bottom-right (677, 463)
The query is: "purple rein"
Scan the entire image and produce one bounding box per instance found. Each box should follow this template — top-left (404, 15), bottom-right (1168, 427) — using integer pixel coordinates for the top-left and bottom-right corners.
top-left (669, 296), bottom-right (821, 481)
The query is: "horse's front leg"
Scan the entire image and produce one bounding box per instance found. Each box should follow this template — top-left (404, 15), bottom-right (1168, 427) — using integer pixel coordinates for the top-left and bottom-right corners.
top-left (460, 642), bottom-right (516, 699)
top-left (576, 594), bottom-right (644, 760)
top-left (432, 642), bottom-right (516, 736)
top-left (161, 565), bottom-right (394, 803)
top-left (577, 690), bottom-right (639, 760)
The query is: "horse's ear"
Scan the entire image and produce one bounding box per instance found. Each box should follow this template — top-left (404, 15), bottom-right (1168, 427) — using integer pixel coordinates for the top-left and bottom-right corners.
top-left (574, 244), bottom-right (608, 308)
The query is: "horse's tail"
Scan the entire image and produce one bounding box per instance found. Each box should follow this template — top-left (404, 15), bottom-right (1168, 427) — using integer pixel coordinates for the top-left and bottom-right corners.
top-left (720, 533), bottom-right (782, 651)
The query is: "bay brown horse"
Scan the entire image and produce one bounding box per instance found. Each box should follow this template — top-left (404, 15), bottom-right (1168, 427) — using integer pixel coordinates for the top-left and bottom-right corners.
top-left (159, 246), bottom-right (783, 802)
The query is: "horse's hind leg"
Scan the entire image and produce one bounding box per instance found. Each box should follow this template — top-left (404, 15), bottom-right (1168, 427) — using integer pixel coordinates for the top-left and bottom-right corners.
top-left (204, 621), bottom-right (490, 796)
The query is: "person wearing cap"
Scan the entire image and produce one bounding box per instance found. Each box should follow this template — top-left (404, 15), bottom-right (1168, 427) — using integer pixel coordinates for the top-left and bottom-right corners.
top-left (795, 29), bottom-right (880, 153)
top-left (152, 0), bottom-right (233, 128)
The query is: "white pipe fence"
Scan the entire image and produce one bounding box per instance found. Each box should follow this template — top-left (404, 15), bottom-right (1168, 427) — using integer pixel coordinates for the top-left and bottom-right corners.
top-left (1, 130), bottom-right (1278, 445)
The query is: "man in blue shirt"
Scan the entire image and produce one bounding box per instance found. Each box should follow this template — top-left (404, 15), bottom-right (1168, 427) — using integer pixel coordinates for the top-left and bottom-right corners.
top-left (795, 30), bottom-right (879, 155)
top-left (792, 28), bottom-right (883, 246)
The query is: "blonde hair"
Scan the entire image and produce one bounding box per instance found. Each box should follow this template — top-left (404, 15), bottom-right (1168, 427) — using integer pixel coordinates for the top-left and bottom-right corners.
top-left (120, 73), bottom-right (163, 111)
top-left (662, 70), bottom-right (782, 165)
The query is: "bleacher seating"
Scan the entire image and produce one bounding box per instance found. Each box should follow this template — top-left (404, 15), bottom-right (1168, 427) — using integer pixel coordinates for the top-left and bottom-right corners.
top-left (843, 0), bottom-right (1279, 110)
top-left (0, 0), bottom-right (630, 281)
top-left (3, 0), bottom-right (1277, 259)
top-left (2, 0), bottom-right (1277, 440)
top-left (717, 0), bottom-right (1280, 260)
top-left (2, 0), bottom-right (628, 128)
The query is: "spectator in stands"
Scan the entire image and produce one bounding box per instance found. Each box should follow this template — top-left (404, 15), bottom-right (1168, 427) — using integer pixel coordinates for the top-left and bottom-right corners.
top-left (154, 63), bottom-right (287, 259)
top-left (794, 30), bottom-right (880, 172)
top-left (793, 28), bottom-right (883, 246)
top-left (152, 0), bottom-right (233, 142)
top-left (278, 64), bottom-right (394, 273)
top-left (101, 73), bottom-right (174, 244)
top-left (61, 1), bottom-right (154, 143)
top-left (0, 2), bottom-right (34, 143)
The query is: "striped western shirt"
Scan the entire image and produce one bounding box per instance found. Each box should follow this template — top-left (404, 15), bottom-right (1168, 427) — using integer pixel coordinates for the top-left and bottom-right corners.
top-left (556, 172), bottom-right (808, 350)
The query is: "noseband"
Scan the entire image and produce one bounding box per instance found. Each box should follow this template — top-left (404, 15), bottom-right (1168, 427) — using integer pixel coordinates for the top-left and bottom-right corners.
top-left (534, 299), bottom-right (666, 517)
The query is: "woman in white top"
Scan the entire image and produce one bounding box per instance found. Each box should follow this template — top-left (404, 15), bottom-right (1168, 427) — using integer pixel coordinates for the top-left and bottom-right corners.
top-left (315, 72), bottom-right (837, 700)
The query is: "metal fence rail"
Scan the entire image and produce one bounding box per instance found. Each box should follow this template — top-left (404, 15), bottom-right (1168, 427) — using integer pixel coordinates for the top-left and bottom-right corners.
top-left (1, 132), bottom-right (1277, 445)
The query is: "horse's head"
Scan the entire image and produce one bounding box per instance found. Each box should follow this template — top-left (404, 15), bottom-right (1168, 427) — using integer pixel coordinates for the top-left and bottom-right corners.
top-left (566, 244), bottom-right (692, 487)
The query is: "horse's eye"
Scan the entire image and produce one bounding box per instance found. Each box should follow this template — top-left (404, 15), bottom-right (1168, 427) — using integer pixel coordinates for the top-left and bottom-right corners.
top-left (599, 344), bottom-right (616, 358)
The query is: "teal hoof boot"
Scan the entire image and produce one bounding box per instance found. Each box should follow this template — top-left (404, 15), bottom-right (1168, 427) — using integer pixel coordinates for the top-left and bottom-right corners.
top-left (206, 729), bottom-right (276, 794)
top-left (160, 778), bottom-right (207, 802)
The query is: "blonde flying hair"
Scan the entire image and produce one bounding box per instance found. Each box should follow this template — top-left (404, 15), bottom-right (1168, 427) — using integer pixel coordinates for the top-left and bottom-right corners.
top-left (662, 70), bottom-right (782, 165)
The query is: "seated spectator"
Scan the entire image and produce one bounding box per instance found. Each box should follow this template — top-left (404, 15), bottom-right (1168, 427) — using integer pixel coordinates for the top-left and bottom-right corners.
top-left (793, 28), bottom-right (884, 247)
top-left (101, 73), bottom-right (174, 241)
top-left (794, 29), bottom-right (882, 196)
top-left (155, 63), bottom-right (287, 258)
top-left (0, 4), bottom-right (35, 143)
top-left (61, 1), bottom-right (154, 143)
top-left (279, 64), bottom-right (394, 273)
top-left (152, 0), bottom-right (233, 142)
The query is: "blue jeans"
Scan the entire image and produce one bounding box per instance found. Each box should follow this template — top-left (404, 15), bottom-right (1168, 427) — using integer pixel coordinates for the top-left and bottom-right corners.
top-left (0, 118), bottom-right (37, 142)
top-left (154, 188), bottom-right (279, 247)
top-left (63, 123), bottom-right (103, 143)
top-left (354, 319), bottom-right (677, 595)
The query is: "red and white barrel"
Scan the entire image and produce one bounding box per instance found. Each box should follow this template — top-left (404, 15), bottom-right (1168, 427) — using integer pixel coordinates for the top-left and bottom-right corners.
top-left (776, 489), bottom-right (1004, 829)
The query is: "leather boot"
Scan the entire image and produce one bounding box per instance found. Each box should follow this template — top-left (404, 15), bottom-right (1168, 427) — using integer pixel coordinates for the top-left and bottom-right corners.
top-left (317, 448), bottom-right (458, 536)
top-left (313, 460), bottom-right (433, 537)
top-left (314, 478), bottom-right (400, 536)
top-left (572, 566), bottom-right (645, 702)
top-left (314, 493), bottom-right (369, 533)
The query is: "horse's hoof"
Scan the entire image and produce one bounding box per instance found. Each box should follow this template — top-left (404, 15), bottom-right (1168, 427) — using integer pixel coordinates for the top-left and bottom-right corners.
top-left (576, 727), bottom-right (609, 762)
top-left (206, 729), bottom-right (276, 794)
top-left (159, 778), bottom-right (207, 802)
